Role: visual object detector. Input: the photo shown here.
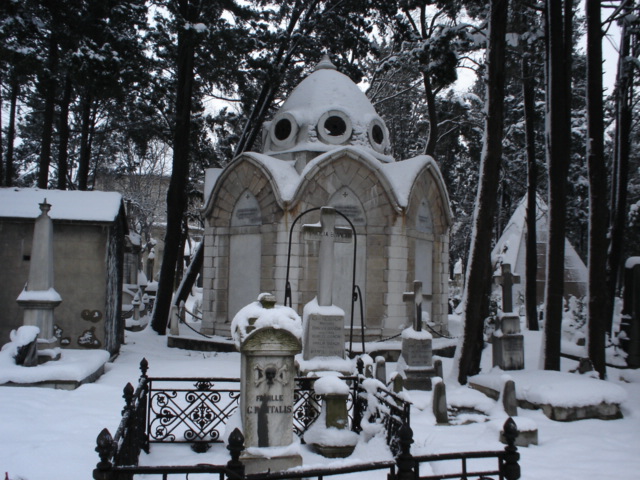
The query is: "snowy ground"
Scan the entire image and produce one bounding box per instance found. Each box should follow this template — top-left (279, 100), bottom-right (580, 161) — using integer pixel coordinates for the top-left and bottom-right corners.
top-left (1, 327), bottom-right (639, 480)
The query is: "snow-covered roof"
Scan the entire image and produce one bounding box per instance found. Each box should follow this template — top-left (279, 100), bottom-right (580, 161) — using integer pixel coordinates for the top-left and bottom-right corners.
top-left (491, 194), bottom-right (588, 294)
top-left (261, 56), bottom-right (393, 163)
top-left (206, 148), bottom-right (452, 224)
top-left (0, 188), bottom-right (124, 223)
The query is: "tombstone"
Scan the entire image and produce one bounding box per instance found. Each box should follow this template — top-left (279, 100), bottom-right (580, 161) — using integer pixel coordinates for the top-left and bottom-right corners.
top-left (304, 376), bottom-right (358, 458)
top-left (492, 264), bottom-right (524, 370)
top-left (432, 379), bottom-right (449, 425)
top-left (302, 207), bottom-right (352, 361)
top-left (398, 281), bottom-right (436, 390)
top-left (375, 356), bottom-right (387, 384)
top-left (239, 311), bottom-right (302, 473)
top-left (621, 257), bottom-right (640, 368)
top-left (16, 200), bottom-right (61, 361)
top-left (501, 380), bottom-right (518, 417)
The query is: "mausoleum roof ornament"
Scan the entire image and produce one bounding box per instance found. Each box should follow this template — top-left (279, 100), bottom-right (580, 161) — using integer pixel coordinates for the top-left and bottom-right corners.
top-left (261, 54), bottom-right (394, 164)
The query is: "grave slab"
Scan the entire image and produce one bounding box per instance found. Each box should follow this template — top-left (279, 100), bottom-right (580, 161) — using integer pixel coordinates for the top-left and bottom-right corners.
top-left (469, 370), bottom-right (626, 421)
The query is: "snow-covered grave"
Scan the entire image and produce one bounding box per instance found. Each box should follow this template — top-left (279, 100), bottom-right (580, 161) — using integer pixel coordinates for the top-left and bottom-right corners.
top-left (2, 322), bottom-right (640, 479)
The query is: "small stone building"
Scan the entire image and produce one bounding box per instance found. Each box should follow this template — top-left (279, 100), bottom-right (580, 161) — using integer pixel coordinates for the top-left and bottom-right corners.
top-left (0, 188), bottom-right (127, 355)
top-left (201, 57), bottom-right (452, 341)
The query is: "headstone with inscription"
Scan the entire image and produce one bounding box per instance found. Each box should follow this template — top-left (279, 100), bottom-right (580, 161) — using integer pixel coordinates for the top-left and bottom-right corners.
top-left (239, 321), bottom-right (302, 473)
top-left (398, 281), bottom-right (436, 390)
top-left (302, 207), bottom-right (352, 362)
top-left (492, 263), bottom-right (524, 370)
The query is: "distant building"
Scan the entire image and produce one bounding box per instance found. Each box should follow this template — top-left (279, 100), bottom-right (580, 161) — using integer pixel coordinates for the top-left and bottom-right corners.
top-left (491, 194), bottom-right (588, 308)
top-left (0, 188), bottom-right (127, 355)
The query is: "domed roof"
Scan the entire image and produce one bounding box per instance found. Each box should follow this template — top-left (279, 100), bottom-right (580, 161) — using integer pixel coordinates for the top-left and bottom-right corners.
top-left (261, 56), bottom-right (393, 163)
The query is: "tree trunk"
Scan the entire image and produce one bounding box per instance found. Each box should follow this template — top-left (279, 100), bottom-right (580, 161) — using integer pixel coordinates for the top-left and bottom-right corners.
top-left (522, 54), bottom-right (539, 331)
top-left (605, 8), bottom-right (635, 337)
top-left (151, 4), bottom-right (198, 334)
top-left (38, 36), bottom-right (58, 189)
top-left (457, 0), bottom-right (509, 385)
top-left (4, 76), bottom-right (19, 187)
top-left (77, 88), bottom-right (93, 190)
top-left (57, 75), bottom-right (72, 190)
top-left (542, 0), bottom-right (572, 371)
top-left (585, 0), bottom-right (607, 379)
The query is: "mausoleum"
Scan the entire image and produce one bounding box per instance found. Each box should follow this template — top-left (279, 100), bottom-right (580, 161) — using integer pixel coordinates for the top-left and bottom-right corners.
top-left (0, 188), bottom-right (127, 355)
top-left (201, 56), bottom-right (452, 342)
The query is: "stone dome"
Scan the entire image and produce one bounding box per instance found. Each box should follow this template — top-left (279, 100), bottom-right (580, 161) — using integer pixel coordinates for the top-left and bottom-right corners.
top-left (261, 55), bottom-right (393, 163)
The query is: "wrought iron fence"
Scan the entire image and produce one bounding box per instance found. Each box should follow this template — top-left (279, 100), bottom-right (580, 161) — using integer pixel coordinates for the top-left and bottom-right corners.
top-left (147, 376), bottom-right (241, 449)
top-left (95, 358), bottom-right (514, 480)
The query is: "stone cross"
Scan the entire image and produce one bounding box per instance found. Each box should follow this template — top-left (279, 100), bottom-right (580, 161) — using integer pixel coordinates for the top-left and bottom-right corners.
top-left (403, 280), bottom-right (425, 331)
top-left (494, 263), bottom-right (520, 313)
top-left (303, 207), bottom-right (352, 307)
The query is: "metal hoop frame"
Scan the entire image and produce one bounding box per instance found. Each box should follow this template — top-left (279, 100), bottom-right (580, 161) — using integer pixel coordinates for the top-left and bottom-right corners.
top-left (283, 207), bottom-right (365, 356)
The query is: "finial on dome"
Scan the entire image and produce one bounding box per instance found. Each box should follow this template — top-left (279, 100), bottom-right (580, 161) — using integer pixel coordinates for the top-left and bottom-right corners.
top-left (314, 53), bottom-right (336, 71)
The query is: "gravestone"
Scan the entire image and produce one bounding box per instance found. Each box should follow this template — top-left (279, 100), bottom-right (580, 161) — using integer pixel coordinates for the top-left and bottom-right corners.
top-left (492, 264), bottom-right (524, 370)
top-left (432, 379), bottom-right (448, 425)
top-left (304, 376), bottom-right (358, 458)
top-left (621, 257), bottom-right (640, 368)
top-left (16, 200), bottom-right (61, 361)
top-left (239, 322), bottom-right (302, 473)
top-left (398, 281), bottom-right (436, 390)
top-left (302, 207), bottom-right (352, 361)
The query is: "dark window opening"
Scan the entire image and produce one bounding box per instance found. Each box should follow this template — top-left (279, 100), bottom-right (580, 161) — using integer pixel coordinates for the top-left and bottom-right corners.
top-left (324, 115), bottom-right (347, 137)
top-left (372, 124), bottom-right (384, 145)
top-left (275, 118), bottom-right (292, 141)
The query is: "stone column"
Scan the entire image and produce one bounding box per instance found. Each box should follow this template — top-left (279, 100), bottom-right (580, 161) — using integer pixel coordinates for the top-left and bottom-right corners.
top-left (16, 200), bottom-right (61, 360)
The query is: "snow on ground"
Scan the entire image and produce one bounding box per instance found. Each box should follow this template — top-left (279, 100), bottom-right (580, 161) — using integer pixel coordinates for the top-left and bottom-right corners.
top-left (1, 327), bottom-right (639, 480)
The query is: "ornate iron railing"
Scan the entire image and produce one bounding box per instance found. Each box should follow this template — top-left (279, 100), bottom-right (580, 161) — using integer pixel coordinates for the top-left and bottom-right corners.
top-left (147, 377), bottom-right (241, 449)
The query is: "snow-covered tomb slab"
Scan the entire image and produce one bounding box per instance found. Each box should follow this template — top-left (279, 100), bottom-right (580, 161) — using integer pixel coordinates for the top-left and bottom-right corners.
top-left (469, 370), bottom-right (627, 421)
top-left (0, 349), bottom-right (110, 390)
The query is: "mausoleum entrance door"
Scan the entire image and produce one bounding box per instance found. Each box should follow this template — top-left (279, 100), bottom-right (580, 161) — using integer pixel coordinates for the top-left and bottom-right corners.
top-left (228, 191), bottom-right (262, 322)
top-left (329, 188), bottom-right (366, 330)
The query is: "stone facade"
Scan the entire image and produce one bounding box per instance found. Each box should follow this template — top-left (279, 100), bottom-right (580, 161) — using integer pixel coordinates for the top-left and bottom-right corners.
top-left (201, 57), bottom-right (452, 341)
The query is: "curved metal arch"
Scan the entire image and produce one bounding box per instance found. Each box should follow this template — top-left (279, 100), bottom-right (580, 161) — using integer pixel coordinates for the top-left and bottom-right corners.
top-left (284, 207), bottom-right (365, 356)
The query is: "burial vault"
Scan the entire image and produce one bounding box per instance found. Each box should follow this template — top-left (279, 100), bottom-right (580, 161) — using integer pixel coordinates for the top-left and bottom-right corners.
top-left (201, 56), bottom-right (452, 342)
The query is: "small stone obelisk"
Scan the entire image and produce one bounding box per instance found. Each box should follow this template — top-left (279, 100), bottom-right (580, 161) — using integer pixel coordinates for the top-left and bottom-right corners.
top-left (16, 199), bottom-right (62, 361)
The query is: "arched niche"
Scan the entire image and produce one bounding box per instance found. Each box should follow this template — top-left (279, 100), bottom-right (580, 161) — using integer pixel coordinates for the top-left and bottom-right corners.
top-left (415, 198), bottom-right (434, 322)
top-left (228, 191), bottom-right (262, 321)
top-left (328, 186), bottom-right (367, 329)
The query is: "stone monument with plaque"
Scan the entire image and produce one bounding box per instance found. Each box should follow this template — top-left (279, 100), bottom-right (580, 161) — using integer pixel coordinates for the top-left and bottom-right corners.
top-left (239, 320), bottom-right (302, 473)
top-left (301, 207), bottom-right (352, 363)
top-left (398, 280), bottom-right (436, 390)
top-left (492, 263), bottom-right (524, 370)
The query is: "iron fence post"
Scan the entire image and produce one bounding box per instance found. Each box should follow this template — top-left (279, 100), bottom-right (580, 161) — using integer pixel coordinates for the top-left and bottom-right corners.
top-left (395, 423), bottom-right (415, 480)
top-left (501, 417), bottom-right (521, 480)
top-left (93, 428), bottom-right (114, 480)
top-left (226, 428), bottom-right (246, 479)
